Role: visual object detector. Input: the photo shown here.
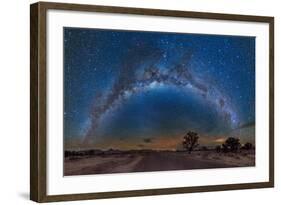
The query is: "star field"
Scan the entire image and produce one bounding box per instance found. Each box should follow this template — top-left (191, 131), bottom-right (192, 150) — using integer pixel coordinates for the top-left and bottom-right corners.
top-left (63, 27), bottom-right (255, 150)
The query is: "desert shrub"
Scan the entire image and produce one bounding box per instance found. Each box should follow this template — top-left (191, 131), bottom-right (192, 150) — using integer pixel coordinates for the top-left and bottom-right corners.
top-left (242, 142), bottom-right (253, 150)
top-left (222, 143), bottom-right (229, 153)
top-left (64, 151), bottom-right (71, 158)
top-left (215, 145), bottom-right (221, 153)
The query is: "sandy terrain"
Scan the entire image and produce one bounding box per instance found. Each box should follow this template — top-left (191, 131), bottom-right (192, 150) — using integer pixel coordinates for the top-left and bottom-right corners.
top-left (64, 150), bottom-right (255, 176)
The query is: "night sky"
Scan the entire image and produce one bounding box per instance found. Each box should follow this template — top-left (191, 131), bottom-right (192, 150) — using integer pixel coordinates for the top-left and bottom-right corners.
top-left (63, 27), bottom-right (255, 150)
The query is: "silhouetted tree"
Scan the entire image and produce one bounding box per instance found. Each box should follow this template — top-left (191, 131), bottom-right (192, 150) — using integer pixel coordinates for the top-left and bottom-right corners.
top-left (215, 145), bottom-right (221, 153)
top-left (223, 137), bottom-right (241, 152)
top-left (182, 131), bottom-right (199, 154)
top-left (242, 142), bottom-right (253, 150)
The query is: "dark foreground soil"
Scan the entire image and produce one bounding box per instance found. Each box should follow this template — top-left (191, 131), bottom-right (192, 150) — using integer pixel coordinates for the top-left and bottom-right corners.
top-left (64, 150), bottom-right (255, 176)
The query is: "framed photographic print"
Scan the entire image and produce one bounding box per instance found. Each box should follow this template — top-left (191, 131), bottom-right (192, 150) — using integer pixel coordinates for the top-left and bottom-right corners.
top-left (30, 1), bottom-right (274, 202)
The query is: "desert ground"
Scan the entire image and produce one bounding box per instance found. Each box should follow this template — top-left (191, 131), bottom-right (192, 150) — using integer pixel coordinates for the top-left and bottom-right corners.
top-left (64, 150), bottom-right (255, 176)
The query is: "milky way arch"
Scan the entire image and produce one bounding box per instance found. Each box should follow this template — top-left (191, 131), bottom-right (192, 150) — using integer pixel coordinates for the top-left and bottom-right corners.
top-left (83, 52), bottom-right (239, 144)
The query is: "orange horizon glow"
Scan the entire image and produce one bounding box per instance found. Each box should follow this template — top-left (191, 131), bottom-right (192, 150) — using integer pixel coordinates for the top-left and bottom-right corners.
top-left (65, 133), bottom-right (255, 151)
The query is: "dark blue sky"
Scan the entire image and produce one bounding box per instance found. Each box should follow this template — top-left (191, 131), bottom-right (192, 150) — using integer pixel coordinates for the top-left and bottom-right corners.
top-left (64, 27), bottom-right (255, 150)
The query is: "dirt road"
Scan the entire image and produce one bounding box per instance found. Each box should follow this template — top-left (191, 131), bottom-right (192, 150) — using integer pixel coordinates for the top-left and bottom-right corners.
top-left (133, 152), bottom-right (233, 172)
top-left (64, 151), bottom-right (251, 175)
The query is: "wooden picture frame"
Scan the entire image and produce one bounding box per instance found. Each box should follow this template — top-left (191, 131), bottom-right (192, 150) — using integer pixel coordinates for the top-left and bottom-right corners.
top-left (30, 1), bottom-right (274, 202)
